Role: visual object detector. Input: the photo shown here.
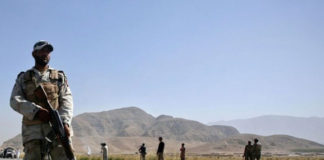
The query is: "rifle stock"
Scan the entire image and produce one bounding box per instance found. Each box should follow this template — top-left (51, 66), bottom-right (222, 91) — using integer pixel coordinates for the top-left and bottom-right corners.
top-left (35, 85), bottom-right (75, 160)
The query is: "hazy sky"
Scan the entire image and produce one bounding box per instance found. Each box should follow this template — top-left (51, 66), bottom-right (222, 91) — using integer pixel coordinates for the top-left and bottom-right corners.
top-left (0, 0), bottom-right (324, 145)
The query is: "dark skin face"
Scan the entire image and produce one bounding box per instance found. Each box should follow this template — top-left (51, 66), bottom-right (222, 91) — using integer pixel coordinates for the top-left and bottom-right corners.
top-left (32, 47), bottom-right (51, 71)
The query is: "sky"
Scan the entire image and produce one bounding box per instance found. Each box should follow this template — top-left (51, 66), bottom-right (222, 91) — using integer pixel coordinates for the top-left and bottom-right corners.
top-left (0, 0), bottom-right (324, 145)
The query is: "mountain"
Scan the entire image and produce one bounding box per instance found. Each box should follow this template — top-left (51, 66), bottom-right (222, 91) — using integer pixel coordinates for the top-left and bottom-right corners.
top-left (2, 108), bottom-right (324, 155)
top-left (210, 115), bottom-right (324, 145)
top-left (142, 115), bottom-right (238, 142)
top-left (190, 134), bottom-right (324, 154)
top-left (72, 107), bottom-right (155, 137)
top-left (72, 107), bottom-right (238, 141)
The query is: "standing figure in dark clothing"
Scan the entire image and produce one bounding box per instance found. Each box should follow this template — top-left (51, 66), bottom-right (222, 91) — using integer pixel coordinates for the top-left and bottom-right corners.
top-left (252, 138), bottom-right (262, 160)
top-left (156, 137), bottom-right (165, 160)
top-left (101, 143), bottom-right (108, 160)
top-left (138, 143), bottom-right (146, 160)
top-left (180, 143), bottom-right (185, 160)
top-left (243, 141), bottom-right (253, 160)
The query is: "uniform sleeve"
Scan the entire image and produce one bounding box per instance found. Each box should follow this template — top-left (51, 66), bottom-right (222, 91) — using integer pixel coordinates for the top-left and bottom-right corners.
top-left (58, 73), bottom-right (73, 126)
top-left (10, 73), bottom-right (41, 120)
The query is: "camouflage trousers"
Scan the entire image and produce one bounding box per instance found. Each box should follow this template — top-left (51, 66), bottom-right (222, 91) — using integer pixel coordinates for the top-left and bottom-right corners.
top-left (252, 154), bottom-right (261, 160)
top-left (102, 153), bottom-right (108, 160)
top-left (244, 154), bottom-right (252, 160)
top-left (23, 139), bottom-right (70, 160)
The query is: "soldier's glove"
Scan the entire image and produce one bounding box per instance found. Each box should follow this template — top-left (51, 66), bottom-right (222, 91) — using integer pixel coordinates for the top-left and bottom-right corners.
top-left (36, 107), bottom-right (50, 122)
top-left (64, 124), bottom-right (71, 137)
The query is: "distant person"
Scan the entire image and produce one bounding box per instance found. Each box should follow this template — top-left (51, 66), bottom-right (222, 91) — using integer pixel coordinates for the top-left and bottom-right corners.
top-left (180, 143), bottom-right (186, 160)
top-left (252, 138), bottom-right (262, 160)
top-left (243, 141), bottom-right (253, 160)
top-left (3, 148), bottom-right (7, 158)
top-left (156, 137), bottom-right (165, 160)
top-left (101, 143), bottom-right (108, 160)
top-left (138, 143), bottom-right (147, 160)
top-left (17, 149), bottom-right (21, 160)
top-left (87, 146), bottom-right (92, 156)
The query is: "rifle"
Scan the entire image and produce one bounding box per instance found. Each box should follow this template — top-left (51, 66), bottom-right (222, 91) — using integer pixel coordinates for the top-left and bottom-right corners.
top-left (34, 85), bottom-right (75, 160)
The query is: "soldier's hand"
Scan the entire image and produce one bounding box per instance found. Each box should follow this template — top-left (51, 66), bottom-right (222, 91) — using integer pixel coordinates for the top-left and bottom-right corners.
top-left (36, 107), bottom-right (50, 122)
top-left (64, 124), bottom-right (71, 137)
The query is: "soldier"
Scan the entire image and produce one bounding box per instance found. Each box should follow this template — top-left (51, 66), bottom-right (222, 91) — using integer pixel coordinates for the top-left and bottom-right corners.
top-left (10, 40), bottom-right (74, 160)
top-left (101, 143), bottom-right (108, 160)
top-left (180, 143), bottom-right (185, 160)
top-left (243, 141), bottom-right (253, 160)
top-left (252, 138), bottom-right (262, 160)
top-left (156, 137), bottom-right (165, 160)
top-left (138, 143), bottom-right (146, 160)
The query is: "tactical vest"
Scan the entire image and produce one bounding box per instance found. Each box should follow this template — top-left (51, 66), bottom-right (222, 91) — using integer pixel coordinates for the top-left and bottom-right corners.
top-left (22, 69), bottom-right (62, 125)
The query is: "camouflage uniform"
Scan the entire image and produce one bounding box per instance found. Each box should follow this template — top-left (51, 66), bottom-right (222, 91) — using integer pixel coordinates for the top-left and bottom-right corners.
top-left (10, 67), bottom-right (73, 160)
top-left (101, 145), bottom-right (108, 160)
top-left (252, 143), bottom-right (261, 160)
top-left (243, 144), bottom-right (253, 160)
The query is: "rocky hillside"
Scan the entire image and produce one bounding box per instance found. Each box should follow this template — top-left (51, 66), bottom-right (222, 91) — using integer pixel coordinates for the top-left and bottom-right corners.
top-left (72, 107), bottom-right (156, 137)
top-left (71, 107), bottom-right (239, 141)
top-left (210, 115), bottom-right (324, 144)
top-left (191, 134), bottom-right (324, 154)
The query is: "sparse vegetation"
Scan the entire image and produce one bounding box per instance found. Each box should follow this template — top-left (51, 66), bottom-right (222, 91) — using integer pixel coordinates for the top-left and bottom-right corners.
top-left (291, 149), bottom-right (324, 153)
top-left (75, 154), bottom-right (324, 160)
